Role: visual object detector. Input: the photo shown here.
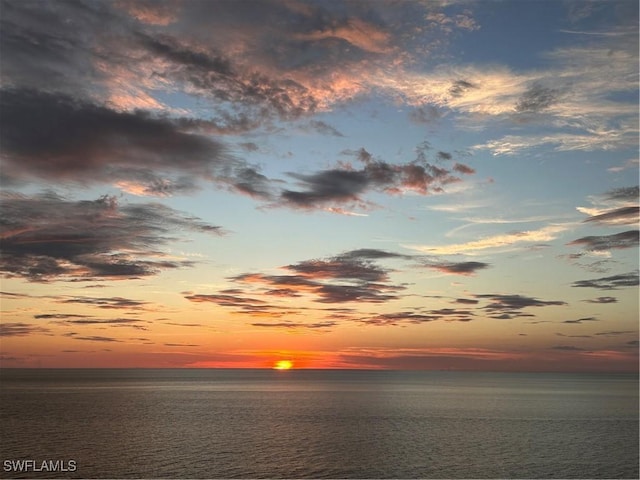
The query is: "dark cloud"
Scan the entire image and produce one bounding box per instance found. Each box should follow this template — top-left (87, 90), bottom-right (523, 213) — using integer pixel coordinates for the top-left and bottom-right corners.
top-left (476, 294), bottom-right (567, 317)
top-left (453, 163), bottom-right (475, 175)
top-left (133, 31), bottom-right (318, 122)
top-left (358, 312), bottom-right (440, 326)
top-left (568, 230), bottom-right (639, 251)
top-left (286, 257), bottom-right (390, 283)
top-left (572, 271), bottom-right (639, 290)
top-left (238, 142), bottom-right (260, 152)
top-left (449, 80), bottom-right (477, 97)
top-left (184, 291), bottom-right (303, 317)
top-left (0, 0), bottom-right (479, 207)
top-left (34, 314), bottom-right (93, 320)
top-left (594, 330), bottom-right (637, 337)
top-left (605, 186), bottom-right (639, 202)
top-left (305, 120), bottom-right (345, 137)
top-left (278, 146), bottom-right (467, 210)
top-left (201, 249), bottom-right (410, 306)
top-left (556, 333), bottom-right (592, 338)
top-left (515, 84), bottom-right (559, 112)
top-left (551, 345), bottom-right (585, 351)
top-left (455, 298), bottom-right (479, 305)
top-left (409, 106), bottom-right (442, 124)
top-left (184, 293), bottom-right (266, 308)
top-left (281, 169), bottom-right (370, 207)
top-left (250, 321), bottom-right (336, 329)
top-left (55, 318), bottom-right (143, 326)
top-left (583, 207), bottom-right (639, 225)
top-left (313, 282), bottom-right (404, 304)
top-left (0, 323), bottom-right (51, 337)
top-left (230, 167), bottom-right (276, 200)
top-left (428, 261), bottom-right (489, 276)
top-left (428, 308), bottom-right (474, 317)
top-left (0, 0), bottom-right (117, 95)
top-left (563, 317), bottom-right (599, 324)
top-left (584, 296), bottom-right (618, 304)
top-left (0, 291), bottom-right (31, 299)
top-left (66, 334), bottom-right (122, 342)
top-left (57, 296), bottom-right (148, 310)
top-left (164, 343), bottom-right (199, 347)
top-left (0, 192), bottom-right (222, 282)
top-left (0, 89), bottom-right (236, 192)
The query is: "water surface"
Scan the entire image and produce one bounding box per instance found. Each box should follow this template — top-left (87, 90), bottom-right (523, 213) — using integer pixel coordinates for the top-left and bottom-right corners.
top-left (1, 369), bottom-right (637, 478)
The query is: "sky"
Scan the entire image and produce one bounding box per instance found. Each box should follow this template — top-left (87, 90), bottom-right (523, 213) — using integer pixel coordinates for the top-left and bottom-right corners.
top-left (0, 0), bottom-right (638, 372)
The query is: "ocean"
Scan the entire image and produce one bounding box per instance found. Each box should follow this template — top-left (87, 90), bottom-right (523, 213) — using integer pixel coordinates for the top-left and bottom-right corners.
top-left (0, 369), bottom-right (638, 479)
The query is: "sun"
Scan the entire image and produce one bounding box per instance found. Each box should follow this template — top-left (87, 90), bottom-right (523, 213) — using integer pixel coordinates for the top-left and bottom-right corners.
top-left (273, 360), bottom-right (294, 370)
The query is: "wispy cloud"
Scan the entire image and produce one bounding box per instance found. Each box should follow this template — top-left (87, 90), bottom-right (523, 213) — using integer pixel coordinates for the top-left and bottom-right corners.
top-left (56, 296), bottom-right (149, 310)
top-left (562, 317), bottom-right (599, 324)
top-left (0, 323), bottom-right (51, 337)
top-left (64, 333), bottom-right (122, 343)
top-left (572, 271), bottom-right (639, 290)
top-left (406, 224), bottom-right (572, 255)
top-left (577, 186), bottom-right (639, 225)
top-left (568, 230), bottom-right (639, 252)
top-left (424, 261), bottom-right (490, 276)
top-left (584, 296), bottom-right (618, 304)
top-left (476, 293), bottom-right (567, 319)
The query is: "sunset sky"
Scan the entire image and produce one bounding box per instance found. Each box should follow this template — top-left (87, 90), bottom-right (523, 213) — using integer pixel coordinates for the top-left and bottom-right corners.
top-left (1, 0), bottom-right (638, 372)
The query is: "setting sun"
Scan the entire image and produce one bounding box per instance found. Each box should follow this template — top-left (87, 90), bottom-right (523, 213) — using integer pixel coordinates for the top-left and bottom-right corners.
top-left (273, 360), bottom-right (293, 370)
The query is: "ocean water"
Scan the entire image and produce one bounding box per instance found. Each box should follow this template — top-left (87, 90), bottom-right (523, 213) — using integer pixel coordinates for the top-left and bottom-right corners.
top-left (0, 369), bottom-right (637, 479)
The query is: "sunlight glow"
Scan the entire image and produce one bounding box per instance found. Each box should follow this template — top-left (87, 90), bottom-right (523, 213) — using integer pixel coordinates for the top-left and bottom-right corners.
top-left (273, 360), bottom-right (294, 370)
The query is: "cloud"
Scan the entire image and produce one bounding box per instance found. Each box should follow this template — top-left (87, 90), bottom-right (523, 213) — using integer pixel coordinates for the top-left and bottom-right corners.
top-left (358, 312), bottom-right (440, 326)
top-left (184, 293), bottom-right (266, 308)
top-left (57, 296), bottom-right (149, 310)
top-left (0, 323), bottom-right (51, 337)
top-left (594, 330), bottom-right (637, 337)
top-left (577, 186), bottom-right (639, 226)
top-left (0, 1), bottom-right (486, 211)
top-left (572, 271), bottom-right (639, 290)
top-left (53, 318), bottom-right (144, 326)
top-left (584, 296), bottom-right (618, 304)
top-left (563, 317), bottom-right (599, 324)
top-left (304, 120), bottom-right (345, 137)
top-left (249, 321), bottom-right (337, 330)
top-left (455, 298), bottom-right (479, 305)
top-left (0, 191), bottom-right (222, 282)
top-left (605, 186), bottom-right (639, 202)
top-left (552, 345), bottom-right (586, 351)
top-left (0, 89), bottom-right (241, 195)
top-left (476, 294), bottom-right (566, 318)
top-left (65, 333), bottom-right (122, 342)
top-left (515, 84), bottom-right (560, 113)
top-left (276, 146), bottom-right (471, 210)
top-left (406, 224), bottom-right (571, 255)
top-left (409, 106), bottom-right (442, 124)
top-left (33, 313), bottom-right (93, 320)
top-left (583, 207), bottom-right (639, 226)
top-left (568, 230), bottom-right (639, 252)
top-left (608, 159), bottom-right (639, 173)
top-left (193, 248), bottom-right (409, 306)
top-left (427, 261), bottom-right (489, 276)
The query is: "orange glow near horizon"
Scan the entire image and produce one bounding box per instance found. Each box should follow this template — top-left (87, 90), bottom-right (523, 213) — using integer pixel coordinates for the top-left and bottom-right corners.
top-left (273, 360), bottom-right (294, 370)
